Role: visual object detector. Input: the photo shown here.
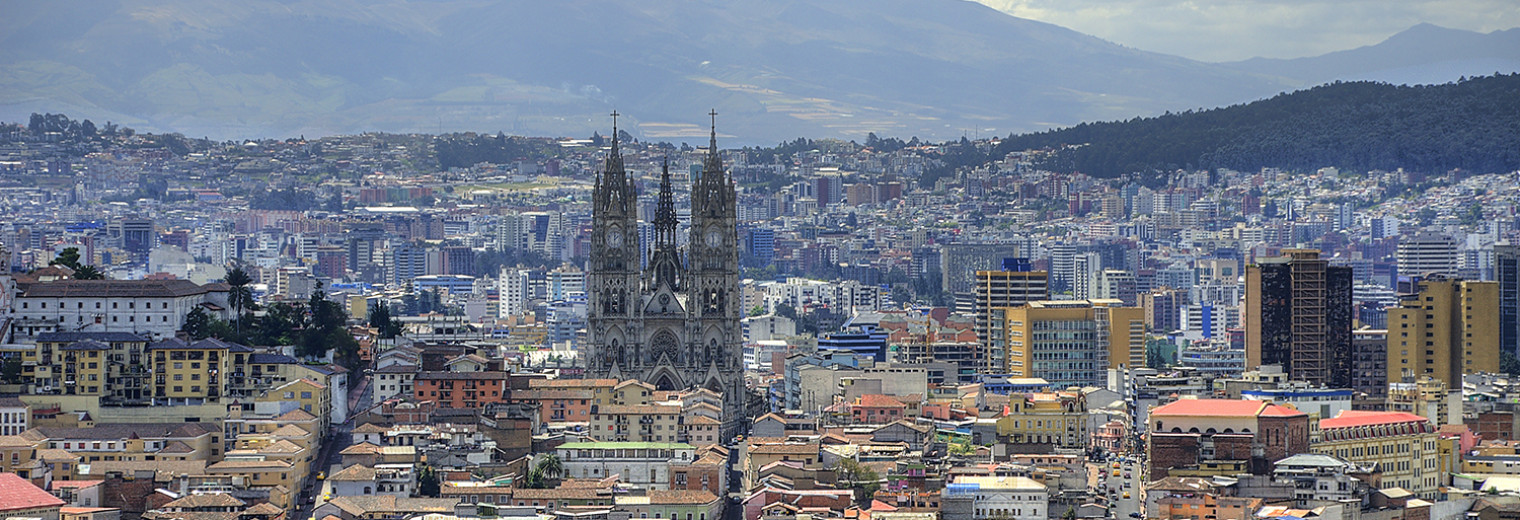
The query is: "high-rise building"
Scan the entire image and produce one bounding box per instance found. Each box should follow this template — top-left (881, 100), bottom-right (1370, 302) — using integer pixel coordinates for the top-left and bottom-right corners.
top-left (1071, 252), bottom-right (1102, 300)
top-left (1352, 328), bottom-right (1388, 407)
top-left (116, 218), bottom-right (155, 257)
top-left (585, 116), bottom-right (746, 438)
top-left (746, 227), bottom-right (776, 267)
top-left (1246, 249), bottom-right (1354, 387)
top-left (1095, 269), bottom-right (1138, 306)
top-left (1386, 276), bottom-right (1499, 388)
top-left (1000, 299), bottom-right (1144, 386)
top-left (1396, 232), bottom-right (1459, 280)
top-left (974, 258), bottom-right (1050, 372)
top-left (1497, 243), bottom-right (1520, 357)
top-left (497, 268), bottom-right (529, 318)
top-left (940, 243), bottom-right (1022, 311)
top-left (1142, 288), bottom-right (1185, 333)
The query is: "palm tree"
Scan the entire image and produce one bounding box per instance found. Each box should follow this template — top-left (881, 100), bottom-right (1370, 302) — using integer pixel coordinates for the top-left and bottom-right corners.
top-left (534, 453), bottom-right (564, 482)
top-left (226, 265), bottom-right (257, 334)
top-left (72, 265), bottom-right (105, 280)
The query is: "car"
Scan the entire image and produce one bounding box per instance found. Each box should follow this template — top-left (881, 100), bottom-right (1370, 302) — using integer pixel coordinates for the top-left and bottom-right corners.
top-left (1112, 462), bottom-right (1121, 469)
top-left (316, 471), bottom-right (326, 480)
top-left (1123, 492), bottom-right (1131, 499)
top-left (1130, 513), bottom-right (1143, 518)
top-left (1112, 470), bottom-right (1121, 477)
top-left (1124, 472), bottom-right (1131, 479)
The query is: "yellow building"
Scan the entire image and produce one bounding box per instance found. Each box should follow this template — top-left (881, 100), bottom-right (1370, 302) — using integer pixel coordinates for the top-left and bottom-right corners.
top-left (1386, 376), bottom-right (1460, 426)
top-left (21, 422), bottom-right (224, 462)
top-left (1001, 300), bottom-right (1145, 385)
top-left (1313, 411), bottom-right (1444, 500)
top-left (974, 267), bottom-right (1050, 372)
top-left (205, 459), bottom-right (297, 497)
top-left (1387, 277), bottom-right (1499, 388)
top-left (28, 332), bottom-right (151, 404)
top-left (149, 338), bottom-right (254, 404)
top-left (0, 435), bottom-right (43, 483)
top-left (994, 390), bottom-right (1088, 448)
top-left (257, 379), bottom-right (331, 431)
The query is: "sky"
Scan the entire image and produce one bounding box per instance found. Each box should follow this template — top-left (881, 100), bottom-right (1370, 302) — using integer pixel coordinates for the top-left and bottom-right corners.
top-left (974, 0), bottom-right (1520, 62)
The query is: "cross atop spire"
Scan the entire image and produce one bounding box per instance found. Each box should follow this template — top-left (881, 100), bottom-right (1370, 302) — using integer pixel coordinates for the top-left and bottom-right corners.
top-left (609, 110), bottom-right (621, 153)
top-left (708, 109), bottom-right (718, 153)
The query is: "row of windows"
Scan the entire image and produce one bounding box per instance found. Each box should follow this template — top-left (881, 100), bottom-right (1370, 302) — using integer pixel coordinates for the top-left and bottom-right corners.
top-left (22, 301), bottom-right (173, 310)
top-left (22, 315), bottom-right (171, 323)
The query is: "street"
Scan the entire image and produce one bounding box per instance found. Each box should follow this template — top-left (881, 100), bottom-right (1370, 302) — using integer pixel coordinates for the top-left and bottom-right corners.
top-left (1093, 456), bottom-right (1145, 519)
top-left (289, 373), bottom-right (371, 520)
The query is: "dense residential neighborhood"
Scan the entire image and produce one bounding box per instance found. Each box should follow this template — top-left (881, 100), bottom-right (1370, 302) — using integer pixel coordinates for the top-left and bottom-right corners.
top-left (1, 111), bottom-right (1519, 520)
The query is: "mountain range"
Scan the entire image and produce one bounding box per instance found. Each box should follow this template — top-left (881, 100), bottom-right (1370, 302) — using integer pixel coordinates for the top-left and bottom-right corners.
top-left (1, 0), bottom-right (1515, 143)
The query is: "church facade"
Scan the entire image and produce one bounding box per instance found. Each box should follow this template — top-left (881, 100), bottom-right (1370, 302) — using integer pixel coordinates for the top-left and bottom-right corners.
top-left (585, 114), bottom-right (746, 439)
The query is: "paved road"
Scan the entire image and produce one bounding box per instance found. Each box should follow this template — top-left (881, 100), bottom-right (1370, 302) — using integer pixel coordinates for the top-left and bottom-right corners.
top-left (290, 374), bottom-right (371, 520)
top-left (1099, 458), bottom-right (1145, 519)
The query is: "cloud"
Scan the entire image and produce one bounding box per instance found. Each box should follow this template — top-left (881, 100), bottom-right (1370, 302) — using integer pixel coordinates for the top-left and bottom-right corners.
top-left (974, 0), bottom-right (1520, 61)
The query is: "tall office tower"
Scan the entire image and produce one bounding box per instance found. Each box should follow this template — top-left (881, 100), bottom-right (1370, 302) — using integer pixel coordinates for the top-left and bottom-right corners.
top-left (1352, 329), bottom-right (1389, 405)
top-left (974, 258), bottom-right (1051, 373)
top-left (939, 243), bottom-right (1022, 312)
top-left (1397, 232), bottom-right (1459, 280)
top-left (118, 218), bottom-right (156, 257)
top-left (1142, 287), bottom-right (1185, 332)
top-left (1387, 276), bottom-right (1500, 388)
top-left (1370, 218), bottom-right (1401, 240)
top-left (746, 227), bottom-right (776, 268)
top-left (389, 240), bottom-right (428, 284)
top-left (1498, 243), bottom-right (1520, 356)
top-left (1246, 249), bottom-right (1354, 387)
top-left (1095, 269), bottom-right (1138, 306)
top-left (1049, 242), bottom-right (1076, 292)
top-left (1071, 252), bottom-right (1102, 300)
top-left (1000, 299), bottom-right (1144, 385)
top-left (497, 268), bottom-right (530, 318)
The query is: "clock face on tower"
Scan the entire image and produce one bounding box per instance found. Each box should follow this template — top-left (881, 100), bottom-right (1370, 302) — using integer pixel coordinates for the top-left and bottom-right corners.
top-left (705, 228), bottom-right (722, 248)
top-left (606, 225), bottom-right (624, 248)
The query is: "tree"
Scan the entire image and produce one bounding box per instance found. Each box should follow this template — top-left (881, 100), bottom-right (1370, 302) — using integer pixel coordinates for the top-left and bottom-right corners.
top-left (417, 466), bottom-right (440, 497)
top-left (1, 359), bottom-right (21, 384)
top-left (1146, 339), bottom-right (1173, 369)
top-left (71, 265), bottom-right (105, 280)
top-left (184, 308), bottom-right (213, 340)
top-left (369, 303), bottom-right (402, 339)
top-left (50, 247), bottom-right (82, 270)
top-left (834, 458), bottom-right (880, 507)
top-left (535, 453), bottom-right (564, 483)
top-left (1503, 351), bottom-right (1520, 377)
top-left (226, 265), bottom-right (258, 334)
top-left (775, 303), bottom-right (798, 321)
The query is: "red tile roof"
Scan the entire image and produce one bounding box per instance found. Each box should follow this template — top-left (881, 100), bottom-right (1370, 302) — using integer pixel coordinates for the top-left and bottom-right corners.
top-left (1319, 411), bottom-right (1430, 429)
top-left (1149, 399), bottom-right (1306, 419)
top-left (0, 473), bottom-right (65, 512)
top-left (854, 395), bottom-right (906, 408)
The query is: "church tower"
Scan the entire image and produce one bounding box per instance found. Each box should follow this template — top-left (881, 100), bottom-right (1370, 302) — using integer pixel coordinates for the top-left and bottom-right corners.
top-left (587, 113), bottom-right (643, 379)
top-left (685, 111), bottom-right (745, 435)
top-left (586, 111), bottom-right (747, 440)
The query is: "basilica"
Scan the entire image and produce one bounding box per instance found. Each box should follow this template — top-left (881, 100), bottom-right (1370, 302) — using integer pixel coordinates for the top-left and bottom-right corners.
top-left (584, 113), bottom-right (747, 438)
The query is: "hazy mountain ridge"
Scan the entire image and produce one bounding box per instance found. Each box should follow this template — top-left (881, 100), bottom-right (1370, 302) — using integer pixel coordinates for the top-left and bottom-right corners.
top-left (1223, 23), bottom-right (1520, 86)
top-left (0, 0), bottom-right (1509, 143)
top-left (997, 74), bottom-right (1520, 178)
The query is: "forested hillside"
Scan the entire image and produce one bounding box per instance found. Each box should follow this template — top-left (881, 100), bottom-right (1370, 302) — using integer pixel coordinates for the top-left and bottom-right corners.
top-left (999, 74), bottom-right (1520, 178)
